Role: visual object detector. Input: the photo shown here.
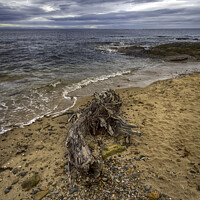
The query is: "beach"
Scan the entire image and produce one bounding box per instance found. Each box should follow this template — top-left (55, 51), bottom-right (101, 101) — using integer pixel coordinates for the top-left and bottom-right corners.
top-left (0, 72), bottom-right (200, 200)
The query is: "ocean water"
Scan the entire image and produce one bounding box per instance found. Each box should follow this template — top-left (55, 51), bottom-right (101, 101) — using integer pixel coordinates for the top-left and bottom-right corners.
top-left (0, 29), bottom-right (200, 134)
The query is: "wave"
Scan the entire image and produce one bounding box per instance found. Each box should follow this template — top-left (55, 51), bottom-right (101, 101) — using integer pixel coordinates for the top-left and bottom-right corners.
top-left (0, 96), bottom-right (77, 134)
top-left (62, 70), bottom-right (131, 98)
top-left (94, 42), bottom-right (130, 53)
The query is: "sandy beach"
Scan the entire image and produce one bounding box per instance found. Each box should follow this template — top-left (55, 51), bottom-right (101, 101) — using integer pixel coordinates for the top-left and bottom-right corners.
top-left (0, 72), bottom-right (200, 200)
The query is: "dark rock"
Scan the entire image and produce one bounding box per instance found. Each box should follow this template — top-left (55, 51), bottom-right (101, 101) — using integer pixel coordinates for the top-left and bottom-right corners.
top-left (140, 155), bottom-right (146, 159)
top-left (12, 168), bottom-right (19, 174)
top-left (25, 133), bottom-right (33, 137)
top-left (0, 167), bottom-right (13, 173)
top-left (21, 174), bottom-right (40, 190)
top-left (20, 171), bottom-right (27, 177)
top-left (36, 145), bottom-right (44, 150)
top-left (134, 157), bottom-right (140, 161)
top-left (69, 188), bottom-right (78, 195)
top-left (4, 186), bottom-right (12, 194)
top-left (16, 150), bottom-right (26, 155)
top-left (165, 55), bottom-right (189, 62)
top-left (119, 42), bottom-right (200, 61)
top-left (33, 190), bottom-right (39, 194)
top-left (176, 37), bottom-right (189, 40)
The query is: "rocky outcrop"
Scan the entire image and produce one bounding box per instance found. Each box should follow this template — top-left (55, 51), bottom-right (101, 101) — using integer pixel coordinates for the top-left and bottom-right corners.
top-left (118, 42), bottom-right (200, 61)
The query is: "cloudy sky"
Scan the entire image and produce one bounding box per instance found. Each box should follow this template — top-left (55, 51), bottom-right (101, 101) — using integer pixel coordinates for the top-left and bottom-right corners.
top-left (0, 0), bottom-right (200, 29)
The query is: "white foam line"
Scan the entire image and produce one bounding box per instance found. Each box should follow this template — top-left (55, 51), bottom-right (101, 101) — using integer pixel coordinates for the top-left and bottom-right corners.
top-left (0, 97), bottom-right (78, 134)
top-left (52, 97), bottom-right (77, 118)
top-left (63, 70), bottom-right (131, 98)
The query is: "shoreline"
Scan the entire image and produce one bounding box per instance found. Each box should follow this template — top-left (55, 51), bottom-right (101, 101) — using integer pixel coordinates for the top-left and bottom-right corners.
top-left (1, 60), bottom-right (200, 135)
top-left (0, 72), bottom-right (200, 199)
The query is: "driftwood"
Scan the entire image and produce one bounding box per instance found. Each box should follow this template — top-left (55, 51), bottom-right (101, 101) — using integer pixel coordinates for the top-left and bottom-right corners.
top-left (66, 90), bottom-right (140, 178)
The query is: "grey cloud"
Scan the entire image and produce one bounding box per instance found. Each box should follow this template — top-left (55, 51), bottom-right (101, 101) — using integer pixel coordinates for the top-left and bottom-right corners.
top-left (0, 0), bottom-right (199, 28)
top-left (0, 3), bottom-right (27, 21)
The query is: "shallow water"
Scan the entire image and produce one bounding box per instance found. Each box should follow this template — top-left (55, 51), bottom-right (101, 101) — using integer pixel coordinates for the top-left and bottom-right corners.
top-left (0, 29), bottom-right (200, 133)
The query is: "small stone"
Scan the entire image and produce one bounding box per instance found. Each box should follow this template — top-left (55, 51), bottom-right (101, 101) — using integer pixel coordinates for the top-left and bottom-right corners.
top-left (52, 182), bottom-right (57, 186)
top-left (60, 195), bottom-right (64, 200)
top-left (33, 190), bottom-right (39, 194)
top-left (184, 146), bottom-right (190, 157)
top-left (20, 171), bottom-right (27, 177)
top-left (12, 177), bottom-right (19, 185)
top-left (12, 168), bottom-right (19, 175)
top-left (145, 185), bottom-right (151, 191)
top-left (55, 169), bottom-right (64, 176)
top-left (21, 174), bottom-right (40, 190)
top-left (102, 177), bottom-right (108, 182)
top-left (4, 186), bottom-right (12, 194)
top-left (60, 163), bottom-right (65, 168)
top-left (134, 157), bottom-right (140, 161)
top-left (176, 159), bottom-right (181, 162)
top-left (190, 170), bottom-right (196, 174)
top-left (25, 133), bottom-right (32, 137)
top-left (147, 193), bottom-right (159, 200)
top-left (140, 155), bottom-right (146, 159)
top-left (36, 145), bottom-right (44, 150)
top-left (134, 150), bottom-right (140, 155)
top-left (54, 190), bottom-right (59, 194)
top-left (33, 190), bottom-right (48, 200)
top-left (69, 188), bottom-right (78, 195)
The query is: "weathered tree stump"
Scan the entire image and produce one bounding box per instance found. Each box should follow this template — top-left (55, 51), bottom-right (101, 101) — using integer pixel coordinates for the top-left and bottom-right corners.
top-left (66, 90), bottom-right (140, 178)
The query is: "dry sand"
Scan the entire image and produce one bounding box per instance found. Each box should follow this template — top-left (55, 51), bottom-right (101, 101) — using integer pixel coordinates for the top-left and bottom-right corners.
top-left (0, 72), bottom-right (200, 200)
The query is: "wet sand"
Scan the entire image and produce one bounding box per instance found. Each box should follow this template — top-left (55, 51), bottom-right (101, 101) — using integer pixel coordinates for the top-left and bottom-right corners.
top-left (0, 72), bottom-right (200, 200)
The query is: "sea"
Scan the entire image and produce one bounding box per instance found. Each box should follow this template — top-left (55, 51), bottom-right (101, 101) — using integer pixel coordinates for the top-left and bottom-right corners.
top-left (0, 29), bottom-right (200, 134)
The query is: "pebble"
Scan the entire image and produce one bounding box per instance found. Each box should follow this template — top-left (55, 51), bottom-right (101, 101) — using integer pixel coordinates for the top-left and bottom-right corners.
top-left (25, 133), bottom-right (32, 137)
top-left (56, 168), bottom-right (64, 176)
top-left (34, 190), bottom-right (49, 200)
top-left (134, 157), bottom-right (140, 161)
top-left (102, 177), bottom-right (108, 182)
top-left (12, 168), bottom-right (19, 175)
top-left (20, 171), bottom-right (27, 177)
top-left (54, 190), bottom-right (59, 194)
top-left (190, 170), bottom-right (196, 174)
top-left (145, 185), bottom-right (151, 191)
top-left (69, 188), bottom-right (78, 194)
top-left (4, 186), bottom-right (12, 194)
top-left (140, 155), bottom-right (146, 159)
top-left (33, 190), bottom-right (39, 194)
top-left (21, 174), bottom-right (40, 190)
top-left (36, 145), bottom-right (44, 150)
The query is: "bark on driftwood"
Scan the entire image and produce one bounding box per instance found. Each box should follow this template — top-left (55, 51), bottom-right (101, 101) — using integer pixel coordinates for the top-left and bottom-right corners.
top-left (66, 90), bottom-right (140, 178)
